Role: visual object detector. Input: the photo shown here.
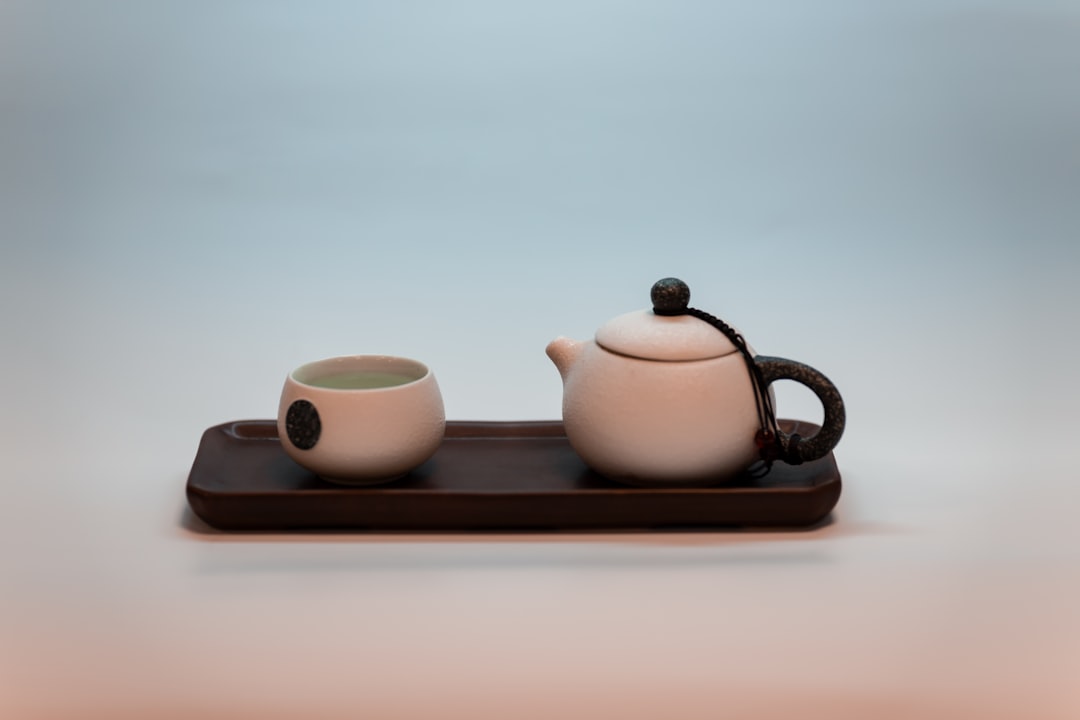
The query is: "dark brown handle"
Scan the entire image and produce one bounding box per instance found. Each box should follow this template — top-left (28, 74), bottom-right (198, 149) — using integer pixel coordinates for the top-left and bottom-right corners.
top-left (754, 356), bottom-right (845, 464)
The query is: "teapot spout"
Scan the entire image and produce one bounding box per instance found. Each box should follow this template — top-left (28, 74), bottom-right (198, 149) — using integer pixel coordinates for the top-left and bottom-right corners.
top-left (546, 337), bottom-right (584, 381)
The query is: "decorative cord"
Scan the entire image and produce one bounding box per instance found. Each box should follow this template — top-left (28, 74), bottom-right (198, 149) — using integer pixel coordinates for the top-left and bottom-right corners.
top-left (651, 278), bottom-right (800, 475)
top-left (685, 308), bottom-right (782, 476)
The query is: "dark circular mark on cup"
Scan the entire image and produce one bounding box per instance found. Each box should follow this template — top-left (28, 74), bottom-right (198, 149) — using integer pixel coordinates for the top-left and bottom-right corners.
top-left (286, 399), bottom-right (321, 450)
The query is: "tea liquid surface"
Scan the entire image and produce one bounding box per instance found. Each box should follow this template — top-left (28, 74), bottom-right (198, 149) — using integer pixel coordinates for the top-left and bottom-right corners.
top-left (305, 371), bottom-right (417, 390)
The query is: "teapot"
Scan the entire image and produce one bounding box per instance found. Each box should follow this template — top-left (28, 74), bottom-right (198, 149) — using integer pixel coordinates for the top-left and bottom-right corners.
top-left (546, 278), bottom-right (845, 486)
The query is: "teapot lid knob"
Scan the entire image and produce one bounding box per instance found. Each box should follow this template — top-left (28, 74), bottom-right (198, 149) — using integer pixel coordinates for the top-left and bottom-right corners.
top-left (651, 277), bottom-right (690, 316)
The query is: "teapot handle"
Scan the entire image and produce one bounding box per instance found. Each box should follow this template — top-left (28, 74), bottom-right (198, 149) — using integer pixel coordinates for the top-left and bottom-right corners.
top-left (753, 356), bottom-right (846, 464)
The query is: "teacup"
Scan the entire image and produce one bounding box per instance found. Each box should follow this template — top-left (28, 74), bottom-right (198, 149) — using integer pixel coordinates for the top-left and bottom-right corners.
top-left (277, 355), bottom-right (445, 485)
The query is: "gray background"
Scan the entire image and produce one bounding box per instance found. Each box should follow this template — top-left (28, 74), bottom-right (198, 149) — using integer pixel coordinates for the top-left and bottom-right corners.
top-left (2, 1), bottom-right (1079, 718)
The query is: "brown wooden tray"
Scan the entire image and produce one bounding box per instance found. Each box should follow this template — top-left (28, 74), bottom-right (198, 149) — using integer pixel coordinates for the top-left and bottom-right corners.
top-left (186, 419), bottom-right (841, 531)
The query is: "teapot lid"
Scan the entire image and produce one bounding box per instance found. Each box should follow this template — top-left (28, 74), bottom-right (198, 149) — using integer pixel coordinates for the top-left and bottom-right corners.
top-left (595, 278), bottom-right (740, 361)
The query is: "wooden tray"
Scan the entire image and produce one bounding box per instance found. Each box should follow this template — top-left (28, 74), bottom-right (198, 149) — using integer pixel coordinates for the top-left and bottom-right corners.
top-left (186, 419), bottom-right (840, 531)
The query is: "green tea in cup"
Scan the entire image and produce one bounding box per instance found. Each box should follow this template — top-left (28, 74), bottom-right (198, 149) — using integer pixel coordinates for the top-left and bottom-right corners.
top-left (305, 370), bottom-right (417, 390)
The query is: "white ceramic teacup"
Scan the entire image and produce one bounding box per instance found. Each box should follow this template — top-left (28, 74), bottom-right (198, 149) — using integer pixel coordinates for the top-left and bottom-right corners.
top-left (277, 355), bottom-right (445, 485)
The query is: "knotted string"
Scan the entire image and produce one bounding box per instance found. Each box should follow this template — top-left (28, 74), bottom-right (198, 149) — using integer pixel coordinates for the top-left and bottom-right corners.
top-left (652, 278), bottom-right (798, 476)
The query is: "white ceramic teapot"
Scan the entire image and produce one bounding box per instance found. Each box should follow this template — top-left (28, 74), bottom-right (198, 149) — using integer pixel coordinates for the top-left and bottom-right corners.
top-left (546, 278), bottom-right (845, 486)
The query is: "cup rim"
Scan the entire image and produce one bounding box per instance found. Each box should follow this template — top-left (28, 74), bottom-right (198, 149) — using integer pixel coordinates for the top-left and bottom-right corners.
top-left (288, 355), bottom-right (431, 392)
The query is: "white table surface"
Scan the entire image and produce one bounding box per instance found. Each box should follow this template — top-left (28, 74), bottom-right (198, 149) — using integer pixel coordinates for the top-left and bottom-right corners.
top-left (3, 2), bottom-right (1079, 718)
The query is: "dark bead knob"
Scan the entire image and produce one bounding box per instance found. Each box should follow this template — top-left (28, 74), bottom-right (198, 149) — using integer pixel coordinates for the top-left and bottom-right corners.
top-left (651, 278), bottom-right (690, 315)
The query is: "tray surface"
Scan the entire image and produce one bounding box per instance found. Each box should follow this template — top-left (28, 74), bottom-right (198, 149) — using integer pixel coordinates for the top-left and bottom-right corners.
top-left (186, 419), bottom-right (841, 530)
